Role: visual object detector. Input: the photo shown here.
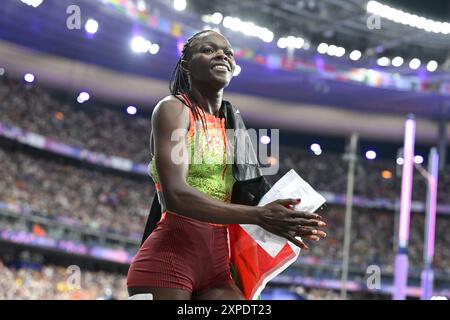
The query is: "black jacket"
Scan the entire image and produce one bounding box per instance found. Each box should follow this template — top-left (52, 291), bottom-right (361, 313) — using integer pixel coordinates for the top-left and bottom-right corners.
top-left (140, 100), bottom-right (271, 246)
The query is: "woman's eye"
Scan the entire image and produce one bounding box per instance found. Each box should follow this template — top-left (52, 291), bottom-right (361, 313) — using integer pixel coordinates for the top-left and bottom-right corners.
top-left (203, 48), bottom-right (214, 53)
top-left (226, 51), bottom-right (234, 57)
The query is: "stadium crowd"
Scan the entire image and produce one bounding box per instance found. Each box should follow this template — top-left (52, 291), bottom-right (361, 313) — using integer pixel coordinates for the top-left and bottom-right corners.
top-left (1, 77), bottom-right (449, 300)
top-left (1, 78), bottom-right (449, 203)
top-left (0, 259), bottom-right (127, 300)
top-left (0, 145), bottom-right (449, 274)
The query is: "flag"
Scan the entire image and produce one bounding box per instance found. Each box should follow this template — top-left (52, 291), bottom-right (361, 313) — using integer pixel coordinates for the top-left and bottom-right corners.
top-left (228, 169), bottom-right (326, 300)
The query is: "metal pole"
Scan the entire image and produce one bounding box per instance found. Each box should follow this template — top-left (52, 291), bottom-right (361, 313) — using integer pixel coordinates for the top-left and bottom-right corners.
top-left (393, 148), bottom-right (403, 252)
top-left (286, 46), bottom-right (295, 64)
top-left (420, 147), bottom-right (439, 300)
top-left (340, 133), bottom-right (358, 300)
top-left (437, 119), bottom-right (447, 173)
top-left (393, 114), bottom-right (416, 300)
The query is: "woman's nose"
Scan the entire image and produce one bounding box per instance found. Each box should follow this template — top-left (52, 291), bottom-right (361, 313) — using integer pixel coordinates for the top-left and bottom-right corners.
top-left (215, 50), bottom-right (227, 60)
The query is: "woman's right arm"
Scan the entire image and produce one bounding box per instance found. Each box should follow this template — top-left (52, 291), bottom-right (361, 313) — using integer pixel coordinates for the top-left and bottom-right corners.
top-left (152, 97), bottom-right (326, 248)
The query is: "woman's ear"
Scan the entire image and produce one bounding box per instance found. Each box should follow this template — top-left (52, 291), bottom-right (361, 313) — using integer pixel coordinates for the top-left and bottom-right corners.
top-left (180, 60), bottom-right (190, 76)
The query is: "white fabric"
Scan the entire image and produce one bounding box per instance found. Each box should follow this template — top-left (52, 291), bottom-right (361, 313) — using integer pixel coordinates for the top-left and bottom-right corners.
top-left (240, 169), bottom-right (326, 257)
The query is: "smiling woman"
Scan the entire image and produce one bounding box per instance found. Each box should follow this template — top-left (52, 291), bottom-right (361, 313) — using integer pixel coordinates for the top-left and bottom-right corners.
top-left (126, 30), bottom-right (327, 300)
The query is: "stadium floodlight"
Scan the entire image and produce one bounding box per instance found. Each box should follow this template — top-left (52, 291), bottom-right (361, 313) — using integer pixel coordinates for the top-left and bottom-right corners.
top-left (173, 0), bottom-right (186, 11)
top-left (397, 157), bottom-right (404, 165)
top-left (131, 36), bottom-right (159, 54)
top-left (131, 36), bottom-right (148, 53)
top-left (294, 37), bottom-right (304, 49)
top-left (367, 1), bottom-right (450, 35)
top-left (20, 0), bottom-right (43, 7)
top-left (392, 56), bottom-right (404, 67)
top-left (222, 16), bottom-right (273, 43)
top-left (349, 50), bottom-right (362, 61)
top-left (127, 106), bottom-right (137, 115)
top-left (327, 44), bottom-right (338, 56)
top-left (277, 37), bottom-right (288, 49)
top-left (85, 19), bottom-right (99, 34)
top-left (377, 57), bottom-right (390, 67)
top-left (211, 12), bottom-right (223, 25)
top-left (77, 92), bottom-right (90, 103)
top-left (409, 58), bottom-right (421, 70)
top-left (149, 43), bottom-right (160, 55)
top-left (136, 0), bottom-right (146, 12)
top-left (310, 143), bottom-right (321, 153)
top-left (317, 43), bottom-right (328, 54)
top-left (310, 143), bottom-right (322, 156)
top-left (426, 60), bottom-right (438, 72)
top-left (260, 135), bottom-right (271, 145)
top-left (365, 150), bottom-right (377, 160)
top-left (335, 47), bottom-right (346, 57)
top-left (233, 65), bottom-right (241, 77)
top-left (0, 67), bottom-right (5, 76)
top-left (24, 73), bottom-right (35, 83)
top-left (413, 155), bottom-right (424, 164)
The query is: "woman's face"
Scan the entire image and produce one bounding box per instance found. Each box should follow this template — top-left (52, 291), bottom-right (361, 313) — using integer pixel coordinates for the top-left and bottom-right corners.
top-left (184, 32), bottom-right (236, 89)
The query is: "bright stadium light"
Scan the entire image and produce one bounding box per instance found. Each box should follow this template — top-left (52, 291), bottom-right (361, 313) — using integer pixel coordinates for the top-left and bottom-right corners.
top-left (413, 155), bottom-right (424, 164)
top-left (131, 36), bottom-right (148, 53)
top-left (24, 73), bottom-right (35, 83)
top-left (310, 143), bottom-right (322, 156)
top-left (173, 0), bottom-right (186, 11)
top-left (327, 44), bottom-right (338, 56)
top-left (277, 37), bottom-right (288, 49)
top-left (131, 36), bottom-right (159, 54)
top-left (409, 58), bottom-right (421, 70)
top-left (317, 43), bottom-right (328, 54)
top-left (211, 12), bottom-right (223, 24)
top-left (233, 65), bottom-right (241, 77)
top-left (0, 67), bottom-right (5, 76)
top-left (85, 19), bottom-right (99, 34)
top-left (127, 106), bottom-right (137, 115)
top-left (20, 0), bottom-right (43, 7)
top-left (427, 60), bottom-right (438, 72)
top-left (136, 0), bottom-right (146, 12)
top-left (377, 57), bottom-right (390, 67)
top-left (366, 150), bottom-right (377, 160)
top-left (149, 43), bottom-right (160, 55)
top-left (366, 1), bottom-right (450, 35)
top-left (77, 92), bottom-right (90, 103)
top-left (222, 16), bottom-right (273, 43)
top-left (349, 50), bottom-right (362, 61)
top-left (335, 46), bottom-right (346, 57)
top-left (260, 135), bottom-right (271, 145)
top-left (294, 37), bottom-right (305, 49)
top-left (392, 56), bottom-right (404, 67)
top-left (397, 157), bottom-right (404, 165)
top-left (310, 143), bottom-right (321, 153)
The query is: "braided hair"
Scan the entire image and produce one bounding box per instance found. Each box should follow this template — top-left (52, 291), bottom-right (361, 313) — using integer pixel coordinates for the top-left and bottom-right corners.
top-left (169, 30), bottom-right (217, 132)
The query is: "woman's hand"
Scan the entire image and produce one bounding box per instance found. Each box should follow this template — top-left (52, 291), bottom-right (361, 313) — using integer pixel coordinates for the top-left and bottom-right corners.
top-left (257, 198), bottom-right (327, 250)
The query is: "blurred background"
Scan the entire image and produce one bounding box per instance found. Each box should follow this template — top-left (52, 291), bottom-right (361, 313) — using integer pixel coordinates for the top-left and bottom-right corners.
top-left (0, 0), bottom-right (449, 300)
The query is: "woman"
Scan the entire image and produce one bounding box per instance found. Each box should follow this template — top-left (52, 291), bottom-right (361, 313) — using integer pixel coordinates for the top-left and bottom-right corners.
top-left (127, 30), bottom-right (327, 300)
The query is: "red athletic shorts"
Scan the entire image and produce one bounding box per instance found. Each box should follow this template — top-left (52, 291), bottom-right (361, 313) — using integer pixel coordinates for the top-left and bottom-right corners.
top-left (127, 212), bottom-right (234, 293)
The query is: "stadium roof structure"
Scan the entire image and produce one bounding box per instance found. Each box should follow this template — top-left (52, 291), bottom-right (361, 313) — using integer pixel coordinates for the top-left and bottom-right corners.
top-left (1, 0), bottom-right (450, 142)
